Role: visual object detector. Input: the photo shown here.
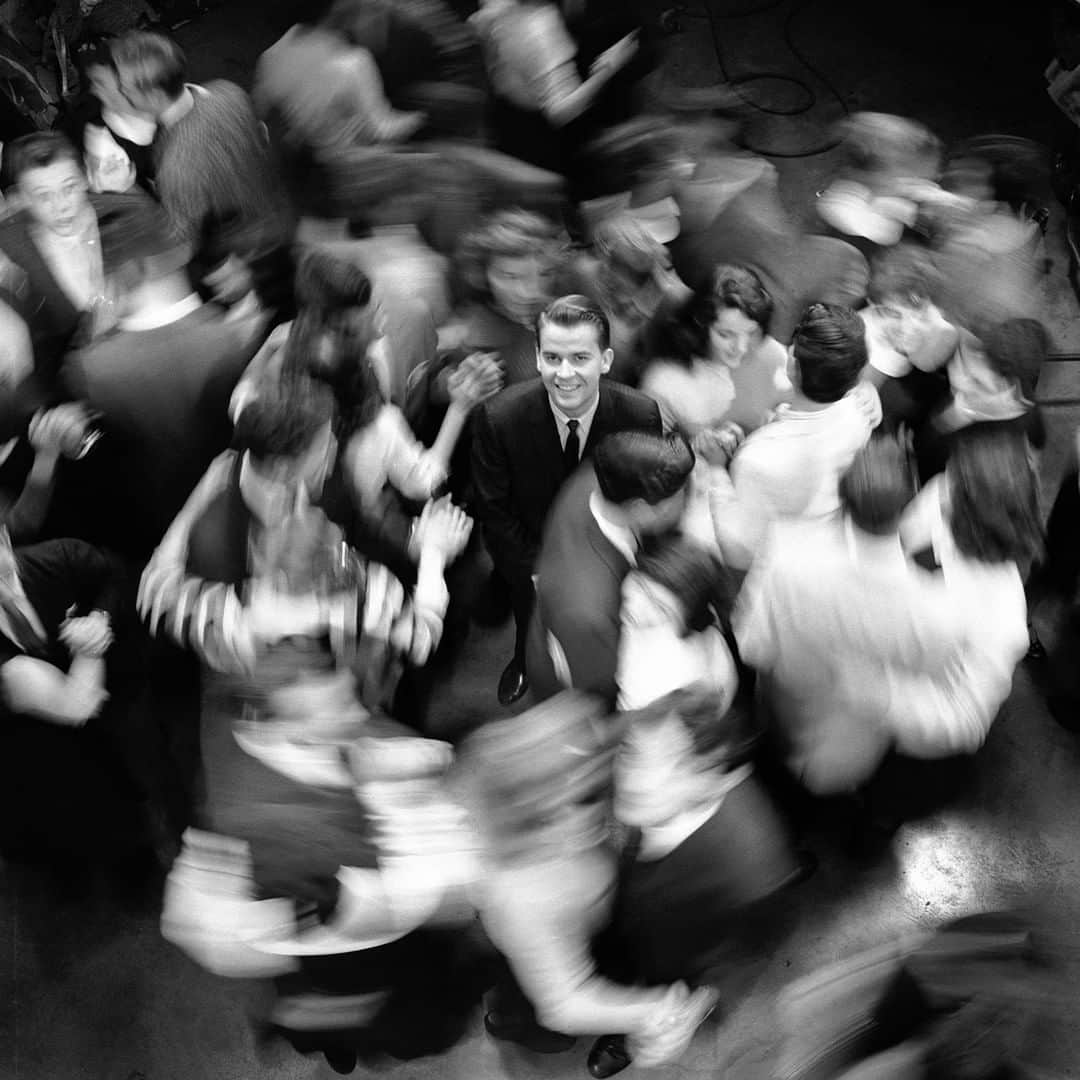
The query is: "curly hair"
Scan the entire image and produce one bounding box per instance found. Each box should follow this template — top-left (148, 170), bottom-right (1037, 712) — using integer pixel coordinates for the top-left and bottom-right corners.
top-left (651, 263), bottom-right (773, 369)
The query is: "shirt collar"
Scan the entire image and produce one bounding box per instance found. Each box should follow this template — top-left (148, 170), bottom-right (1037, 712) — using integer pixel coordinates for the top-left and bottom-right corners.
top-left (549, 391), bottom-right (600, 446)
top-left (589, 490), bottom-right (638, 566)
top-left (119, 292), bottom-right (202, 331)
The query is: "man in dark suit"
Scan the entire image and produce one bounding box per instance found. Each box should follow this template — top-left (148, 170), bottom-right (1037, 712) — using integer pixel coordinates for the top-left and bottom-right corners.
top-left (472, 294), bottom-right (662, 705)
top-left (526, 429), bottom-right (695, 709)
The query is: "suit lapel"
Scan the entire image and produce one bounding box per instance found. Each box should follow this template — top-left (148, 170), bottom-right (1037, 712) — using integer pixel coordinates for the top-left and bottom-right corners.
top-left (528, 383), bottom-right (564, 472)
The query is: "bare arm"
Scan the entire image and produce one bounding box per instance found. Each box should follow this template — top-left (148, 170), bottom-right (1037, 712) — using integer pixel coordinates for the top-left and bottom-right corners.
top-left (1, 654), bottom-right (107, 726)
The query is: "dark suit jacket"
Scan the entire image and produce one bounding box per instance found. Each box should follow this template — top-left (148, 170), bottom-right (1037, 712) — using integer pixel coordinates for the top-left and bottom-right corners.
top-left (524, 465), bottom-right (631, 707)
top-left (471, 378), bottom-right (661, 585)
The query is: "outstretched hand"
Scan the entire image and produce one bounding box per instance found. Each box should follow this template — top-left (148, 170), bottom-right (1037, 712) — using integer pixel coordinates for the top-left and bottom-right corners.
top-left (448, 351), bottom-right (504, 408)
top-left (693, 421), bottom-right (745, 467)
top-left (413, 496), bottom-right (473, 564)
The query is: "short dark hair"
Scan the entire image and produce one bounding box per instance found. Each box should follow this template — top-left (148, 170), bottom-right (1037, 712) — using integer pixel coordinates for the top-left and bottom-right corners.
top-left (948, 426), bottom-right (1043, 567)
top-left (6, 132), bottom-right (82, 186)
top-left (536, 294), bottom-right (611, 352)
top-left (110, 31), bottom-right (187, 101)
top-left (868, 244), bottom-right (942, 307)
top-left (294, 249), bottom-right (372, 312)
top-left (594, 431), bottom-right (694, 506)
top-left (791, 302), bottom-right (868, 403)
top-left (982, 318), bottom-right (1048, 399)
top-left (232, 377), bottom-right (334, 464)
top-left (634, 537), bottom-right (727, 636)
top-left (839, 433), bottom-right (915, 536)
top-left (652, 264), bottom-right (772, 368)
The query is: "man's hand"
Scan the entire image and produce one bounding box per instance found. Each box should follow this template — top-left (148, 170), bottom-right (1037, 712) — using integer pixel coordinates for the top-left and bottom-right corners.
top-left (59, 610), bottom-right (113, 658)
top-left (447, 351), bottom-right (504, 408)
top-left (412, 497), bottom-right (473, 564)
top-left (29, 404), bottom-right (94, 460)
top-left (693, 421), bottom-right (745, 467)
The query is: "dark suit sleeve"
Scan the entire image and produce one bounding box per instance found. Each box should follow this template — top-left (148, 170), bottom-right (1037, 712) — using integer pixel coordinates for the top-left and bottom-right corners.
top-left (471, 401), bottom-right (539, 584)
top-left (547, 606), bottom-right (621, 704)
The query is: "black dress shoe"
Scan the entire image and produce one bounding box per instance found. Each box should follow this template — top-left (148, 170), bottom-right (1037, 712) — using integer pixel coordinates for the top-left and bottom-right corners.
top-left (588, 1034), bottom-right (632, 1078)
top-left (497, 659), bottom-right (529, 706)
top-left (484, 1011), bottom-right (576, 1053)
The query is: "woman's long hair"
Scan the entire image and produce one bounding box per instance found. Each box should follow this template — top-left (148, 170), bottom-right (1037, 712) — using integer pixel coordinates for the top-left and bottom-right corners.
top-left (948, 426), bottom-right (1044, 568)
top-left (281, 251), bottom-right (384, 440)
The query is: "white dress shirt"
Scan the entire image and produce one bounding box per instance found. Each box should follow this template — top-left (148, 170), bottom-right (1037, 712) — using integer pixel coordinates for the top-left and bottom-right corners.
top-left (549, 392), bottom-right (600, 461)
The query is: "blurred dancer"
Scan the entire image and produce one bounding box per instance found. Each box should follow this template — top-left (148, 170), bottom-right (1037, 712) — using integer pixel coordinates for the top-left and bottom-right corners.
top-left (641, 264), bottom-right (790, 437)
top-left (464, 691), bottom-right (717, 1063)
top-left (590, 685), bottom-right (804, 1077)
top-left (860, 244), bottom-right (957, 433)
top-left (0, 531), bottom-right (157, 892)
top-left (527, 430), bottom-right (694, 706)
top-left (63, 42), bottom-right (157, 194)
top-left (616, 537), bottom-right (740, 713)
top-left (111, 32), bottom-right (296, 317)
top-left (707, 303), bottom-right (881, 571)
top-left (61, 199), bottom-right (267, 562)
top-left (471, 0), bottom-right (639, 177)
top-left (0, 133), bottom-right (137, 398)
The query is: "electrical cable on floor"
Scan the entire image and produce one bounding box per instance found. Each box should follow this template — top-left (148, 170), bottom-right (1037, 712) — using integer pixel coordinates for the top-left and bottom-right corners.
top-left (669, 0), bottom-right (852, 157)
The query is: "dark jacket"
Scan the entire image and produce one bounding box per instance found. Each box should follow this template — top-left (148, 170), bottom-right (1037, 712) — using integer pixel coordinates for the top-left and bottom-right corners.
top-left (524, 465), bottom-right (631, 707)
top-left (472, 378), bottom-right (660, 585)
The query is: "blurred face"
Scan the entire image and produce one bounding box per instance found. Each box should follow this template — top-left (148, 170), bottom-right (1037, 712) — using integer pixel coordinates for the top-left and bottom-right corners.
top-left (622, 572), bottom-right (685, 634)
top-left (601, 260), bottom-right (664, 322)
top-left (877, 296), bottom-right (933, 356)
top-left (87, 62), bottom-right (140, 116)
top-left (114, 65), bottom-right (165, 118)
top-left (19, 160), bottom-right (90, 237)
top-left (536, 320), bottom-right (612, 418)
top-left (487, 253), bottom-right (558, 325)
top-left (709, 306), bottom-right (761, 369)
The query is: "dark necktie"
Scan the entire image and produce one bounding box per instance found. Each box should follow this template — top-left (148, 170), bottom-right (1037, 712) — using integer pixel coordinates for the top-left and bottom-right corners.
top-left (563, 419), bottom-right (580, 476)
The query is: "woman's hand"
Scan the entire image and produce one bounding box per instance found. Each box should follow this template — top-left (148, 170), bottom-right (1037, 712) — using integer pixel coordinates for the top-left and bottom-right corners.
top-left (412, 497), bottom-right (473, 564)
top-left (59, 610), bottom-right (113, 658)
top-left (447, 351), bottom-right (504, 409)
top-left (693, 421), bottom-right (745, 467)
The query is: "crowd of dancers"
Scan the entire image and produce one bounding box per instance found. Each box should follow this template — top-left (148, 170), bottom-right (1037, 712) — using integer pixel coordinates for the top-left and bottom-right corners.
top-left (0, 2), bottom-right (1077, 1076)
